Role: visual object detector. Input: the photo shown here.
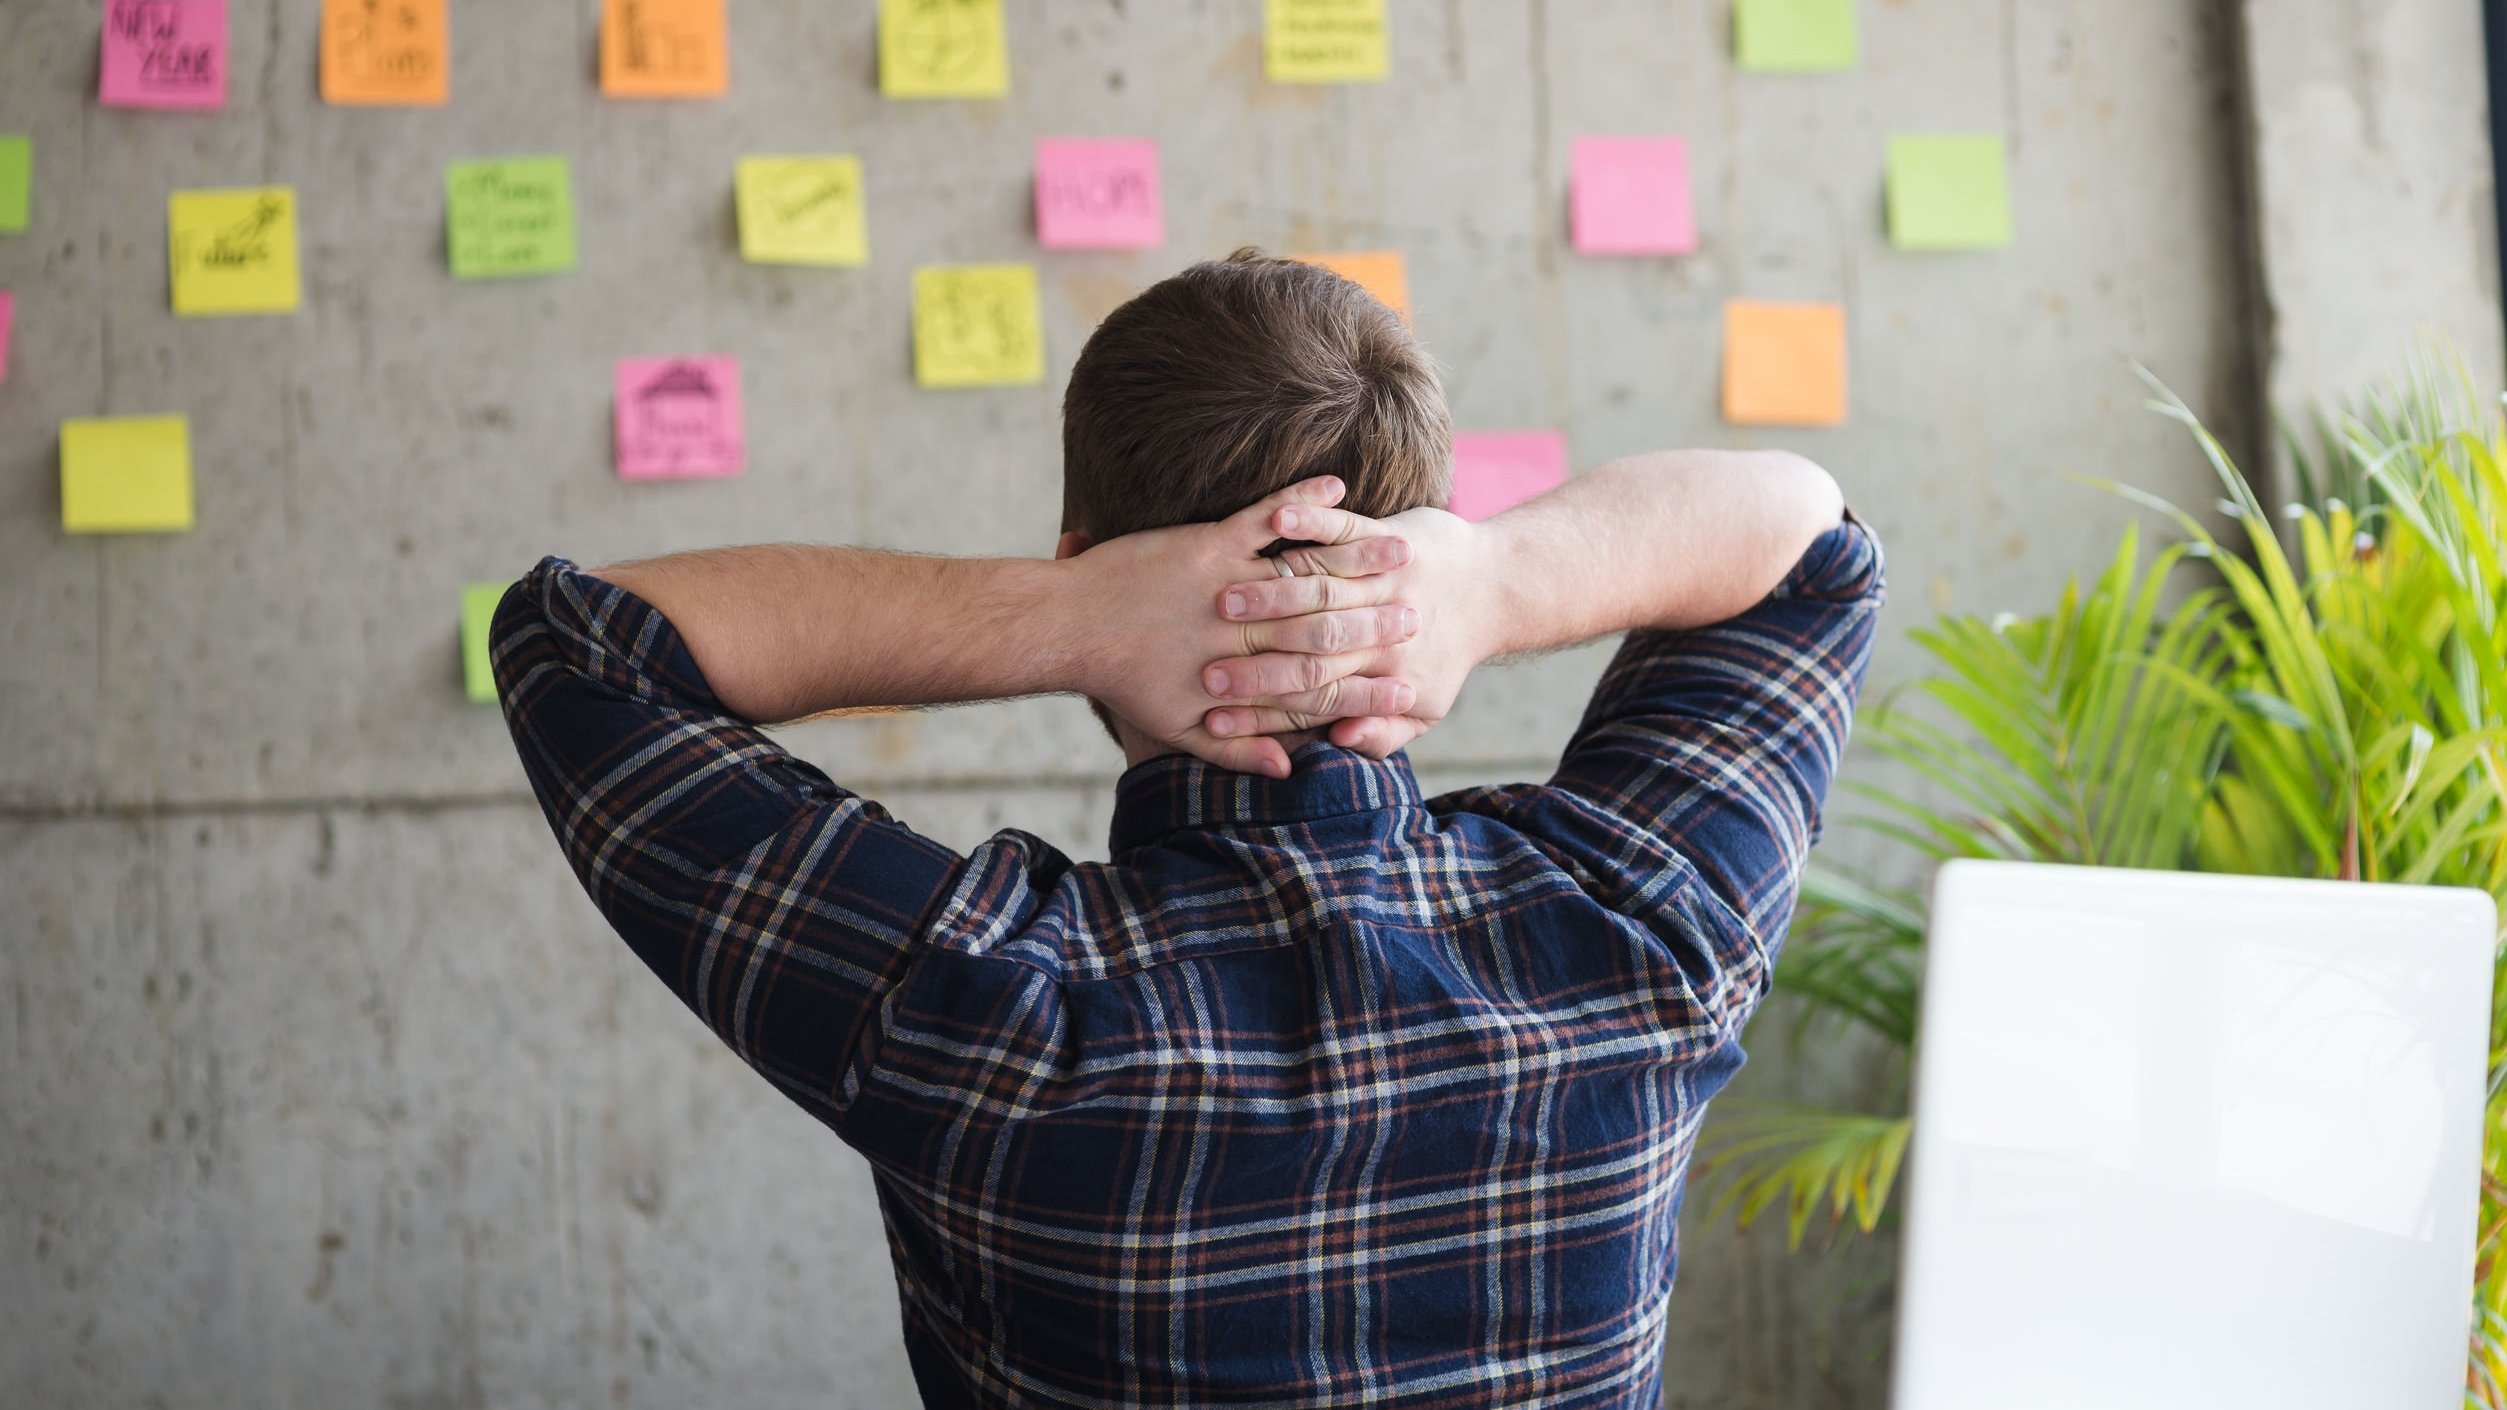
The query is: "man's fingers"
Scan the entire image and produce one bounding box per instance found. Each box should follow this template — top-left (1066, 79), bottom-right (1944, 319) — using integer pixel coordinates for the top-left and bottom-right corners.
top-left (1203, 649), bottom-right (1374, 700)
top-left (1204, 677), bottom-right (1416, 736)
top-left (1219, 572), bottom-right (1398, 622)
top-left (1222, 477), bottom-right (1346, 548)
top-left (1236, 605), bottom-right (1419, 657)
top-left (1270, 503), bottom-right (1396, 548)
top-left (1329, 715), bottom-right (1430, 759)
top-left (1174, 727), bottom-right (1293, 779)
top-left (1276, 534), bottom-right (1411, 581)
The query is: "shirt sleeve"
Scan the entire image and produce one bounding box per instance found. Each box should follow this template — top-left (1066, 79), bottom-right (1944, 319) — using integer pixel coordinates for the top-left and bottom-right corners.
top-left (490, 556), bottom-right (965, 1132)
top-left (1513, 517), bottom-right (1885, 1023)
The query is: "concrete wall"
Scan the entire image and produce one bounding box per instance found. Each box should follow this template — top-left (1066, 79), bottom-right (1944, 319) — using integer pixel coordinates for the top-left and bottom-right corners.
top-left (0, 1), bottom-right (2448, 1406)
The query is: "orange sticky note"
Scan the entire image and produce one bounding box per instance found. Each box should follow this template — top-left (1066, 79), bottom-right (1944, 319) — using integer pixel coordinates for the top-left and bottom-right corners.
top-left (1722, 299), bottom-right (1847, 427)
top-left (1296, 250), bottom-right (1410, 321)
top-left (601, 0), bottom-right (727, 98)
top-left (321, 0), bottom-right (449, 106)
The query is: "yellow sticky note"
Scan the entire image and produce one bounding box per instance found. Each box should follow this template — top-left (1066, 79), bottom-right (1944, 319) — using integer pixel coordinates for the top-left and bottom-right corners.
top-left (168, 187), bottom-right (301, 317)
top-left (61, 416), bottom-right (194, 534)
top-left (1266, 0), bottom-right (1388, 83)
top-left (322, 0), bottom-right (450, 106)
top-left (461, 582), bottom-right (507, 703)
top-left (736, 156), bottom-right (868, 266)
top-left (601, 0), bottom-right (727, 98)
top-left (1722, 299), bottom-right (1848, 427)
top-left (1295, 250), bottom-right (1410, 321)
top-left (912, 263), bottom-right (1043, 388)
top-left (879, 0), bottom-right (1009, 99)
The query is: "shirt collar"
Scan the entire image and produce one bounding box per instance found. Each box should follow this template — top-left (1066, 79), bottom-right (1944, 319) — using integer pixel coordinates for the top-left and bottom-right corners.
top-left (1110, 741), bottom-right (1423, 855)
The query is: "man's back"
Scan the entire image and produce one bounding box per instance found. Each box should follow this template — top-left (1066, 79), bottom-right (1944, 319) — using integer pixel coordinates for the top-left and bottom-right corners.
top-left (495, 515), bottom-right (1882, 1408)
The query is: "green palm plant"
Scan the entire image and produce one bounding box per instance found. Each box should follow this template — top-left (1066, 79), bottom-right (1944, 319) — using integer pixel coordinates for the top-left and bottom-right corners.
top-left (1697, 349), bottom-right (2507, 1402)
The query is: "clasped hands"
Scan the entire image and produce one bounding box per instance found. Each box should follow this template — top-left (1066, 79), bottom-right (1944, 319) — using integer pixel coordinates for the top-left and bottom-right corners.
top-left (1067, 476), bottom-right (1483, 779)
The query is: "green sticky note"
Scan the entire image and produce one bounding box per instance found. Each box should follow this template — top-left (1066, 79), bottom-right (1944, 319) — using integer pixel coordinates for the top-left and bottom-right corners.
top-left (1736, 0), bottom-right (1856, 72)
top-left (461, 581), bottom-right (508, 703)
top-left (1887, 133), bottom-right (2013, 251)
top-left (445, 157), bottom-right (576, 279)
top-left (0, 136), bottom-right (29, 232)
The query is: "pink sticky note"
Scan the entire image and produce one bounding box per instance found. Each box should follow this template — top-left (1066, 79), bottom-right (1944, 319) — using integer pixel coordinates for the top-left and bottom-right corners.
top-left (0, 291), bottom-right (12, 384)
top-left (1572, 136), bottom-right (1695, 256)
top-left (100, 0), bottom-right (229, 110)
top-left (1035, 138), bottom-right (1165, 251)
top-left (614, 357), bottom-right (745, 479)
top-left (1448, 430), bottom-right (1568, 522)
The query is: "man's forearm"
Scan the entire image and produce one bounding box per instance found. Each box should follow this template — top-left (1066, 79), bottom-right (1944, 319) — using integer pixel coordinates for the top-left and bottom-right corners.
top-left (595, 546), bottom-right (1079, 724)
top-left (1473, 449), bottom-right (1846, 659)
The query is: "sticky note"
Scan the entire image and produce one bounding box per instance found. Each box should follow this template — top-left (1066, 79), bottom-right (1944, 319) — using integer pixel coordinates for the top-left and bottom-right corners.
top-left (1723, 299), bottom-right (1847, 427)
top-left (601, 0), bottom-right (727, 98)
top-left (1736, 0), bottom-right (1856, 72)
top-left (1449, 431), bottom-right (1568, 522)
top-left (0, 137), bottom-right (28, 232)
top-left (100, 0), bottom-right (228, 109)
top-left (615, 357), bottom-right (745, 479)
top-left (1296, 251), bottom-right (1410, 321)
top-left (61, 416), bottom-right (194, 533)
top-left (912, 264), bottom-right (1044, 388)
top-left (1571, 137), bottom-right (1697, 256)
top-left (461, 582), bottom-right (507, 703)
top-left (1887, 134), bottom-right (2013, 251)
top-left (322, 0), bottom-right (449, 105)
top-left (0, 290), bottom-right (13, 383)
top-left (446, 157), bottom-right (576, 279)
top-left (879, 0), bottom-right (1008, 99)
top-left (1035, 139), bottom-right (1163, 251)
top-left (1266, 0), bottom-right (1388, 83)
top-left (736, 156), bottom-right (868, 266)
top-left (168, 187), bottom-right (301, 317)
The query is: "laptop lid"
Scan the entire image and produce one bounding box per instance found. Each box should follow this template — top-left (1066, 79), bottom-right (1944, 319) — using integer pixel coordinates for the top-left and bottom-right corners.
top-left (1891, 860), bottom-right (2495, 1410)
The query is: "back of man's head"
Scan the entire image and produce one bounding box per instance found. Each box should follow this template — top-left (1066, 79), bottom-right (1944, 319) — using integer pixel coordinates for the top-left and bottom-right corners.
top-left (1061, 249), bottom-right (1452, 541)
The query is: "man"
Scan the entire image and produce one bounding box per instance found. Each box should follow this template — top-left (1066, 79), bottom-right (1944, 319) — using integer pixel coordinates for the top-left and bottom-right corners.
top-left (493, 250), bottom-right (1881, 1407)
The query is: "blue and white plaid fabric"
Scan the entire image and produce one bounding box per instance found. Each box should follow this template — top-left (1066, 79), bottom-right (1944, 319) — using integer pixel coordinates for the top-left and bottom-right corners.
top-left (494, 518), bottom-right (1883, 1408)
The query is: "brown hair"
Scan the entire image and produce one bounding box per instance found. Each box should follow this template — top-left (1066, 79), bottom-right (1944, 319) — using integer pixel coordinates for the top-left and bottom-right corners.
top-left (1060, 248), bottom-right (1452, 541)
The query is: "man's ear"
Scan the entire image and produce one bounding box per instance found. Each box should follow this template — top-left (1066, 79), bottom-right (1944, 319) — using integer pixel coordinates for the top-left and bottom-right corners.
top-left (1054, 531), bottom-right (1093, 561)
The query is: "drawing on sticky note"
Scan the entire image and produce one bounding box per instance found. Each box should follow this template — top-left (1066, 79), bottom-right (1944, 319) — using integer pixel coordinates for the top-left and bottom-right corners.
top-left (601, 0), bottom-right (727, 97)
top-left (168, 187), bottom-right (301, 316)
top-left (60, 415), bottom-right (195, 534)
top-left (736, 156), bottom-right (868, 266)
top-left (1722, 299), bottom-right (1848, 427)
top-left (1265, 0), bottom-right (1388, 83)
top-left (615, 357), bottom-right (745, 479)
top-left (445, 158), bottom-right (576, 279)
top-left (1034, 139), bottom-right (1163, 250)
top-left (1448, 431), bottom-right (1569, 522)
top-left (912, 264), bottom-right (1043, 388)
top-left (100, 0), bottom-right (228, 109)
top-left (323, 0), bottom-right (448, 105)
top-left (879, 0), bottom-right (1008, 98)
top-left (1571, 136), bottom-right (1697, 256)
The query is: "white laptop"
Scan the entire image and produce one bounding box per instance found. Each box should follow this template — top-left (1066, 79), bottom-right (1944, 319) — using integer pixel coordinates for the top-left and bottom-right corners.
top-left (1892, 861), bottom-right (2496, 1409)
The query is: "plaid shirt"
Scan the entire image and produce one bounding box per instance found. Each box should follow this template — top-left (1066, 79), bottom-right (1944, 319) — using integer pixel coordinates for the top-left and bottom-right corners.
top-left (493, 518), bottom-right (1883, 1409)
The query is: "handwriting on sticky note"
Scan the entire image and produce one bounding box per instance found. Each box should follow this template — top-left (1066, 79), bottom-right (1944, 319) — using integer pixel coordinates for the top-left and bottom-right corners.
top-left (445, 158), bottom-right (576, 279)
top-left (1295, 251), bottom-right (1410, 321)
top-left (912, 264), bottom-right (1044, 388)
top-left (61, 415), bottom-right (194, 534)
top-left (1266, 0), bottom-right (1388, 83)
top-left (1723, 299), bottom-right (1848, 427)
top-left (615, 357), bottom-right (745, 479)
top-left (168, 187), bottom-right (301, 317)
top-left (322, 0), bottom-right (448, 105)
top-left (1735, 0), bottom-right (1856, 72)
top-left (736, 156), bottom-right (868, 266)
top-left (1034, 139), bottom-right (1163, 251)
top-left (1449, 431), bottom-right (1569, 522)
top-left (461, 582), bottom-right (507, 702)
top-left (1887, 133), bottom-right (2013, 251)
top-left (0, 290), bottom-right (13, 384)
top-left (1572, 137), bottom-right (1696, 256)
top-left (880, 0), bottom-right (1009, 98)
top-left (101, 0), bottom-right (228, 109)
top-left (601, 0), bottom-right (727, 97)
top-left (0, 136), bottom-right (28, 233)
